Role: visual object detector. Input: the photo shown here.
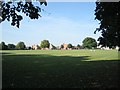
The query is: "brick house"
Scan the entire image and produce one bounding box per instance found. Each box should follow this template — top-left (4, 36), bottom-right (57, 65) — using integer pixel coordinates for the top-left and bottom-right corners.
top-left (62, 43), bottom-right (68, 50)
top-left (32, 45), bottom-right (40, 50)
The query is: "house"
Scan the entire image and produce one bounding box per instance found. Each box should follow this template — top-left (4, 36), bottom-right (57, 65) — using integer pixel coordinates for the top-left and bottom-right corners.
top-left (32, 45), bottom-right (40, 50)
top-left (41, 48), bottom-right (49, 50)
top-left (62, 43), bottom-right (68, 50)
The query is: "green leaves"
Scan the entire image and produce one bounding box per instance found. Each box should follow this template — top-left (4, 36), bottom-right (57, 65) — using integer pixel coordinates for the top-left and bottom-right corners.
top-left (82, 37), bottom-right (97, 49)
top-left (40, 40), bottom-right (50, 49)
top-left (67, 44), bottom-right (73, 49)
top-left (95, 1), bottom-right (120, 49)
top-left (0, 0), bottom-right (47, 28)
top-left (16, 42), bottom-right (26, 50)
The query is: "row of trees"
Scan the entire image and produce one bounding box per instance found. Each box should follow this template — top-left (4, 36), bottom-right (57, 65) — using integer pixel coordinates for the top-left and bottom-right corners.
top-left (0, 42), bottom-right (26, 50)
top-left (37, 37), bottom-right (97, 49)
top-left (0, 37), bottom-right (97, 50)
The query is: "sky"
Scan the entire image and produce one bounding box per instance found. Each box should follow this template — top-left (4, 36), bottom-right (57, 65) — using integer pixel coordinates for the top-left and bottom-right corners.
top-left (1, 2), bottom-right (101, 46)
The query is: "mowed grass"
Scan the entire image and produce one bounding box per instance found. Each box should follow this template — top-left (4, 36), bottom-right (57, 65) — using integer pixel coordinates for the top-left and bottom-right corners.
top-left (1, 50), bottom-right (119, 88)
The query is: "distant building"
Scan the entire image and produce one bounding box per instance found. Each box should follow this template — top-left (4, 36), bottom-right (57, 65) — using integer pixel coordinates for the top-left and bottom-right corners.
top-left (41, 48), bottom-right (49, 50)
top-left (62, 43), bottom-right (68, 50)
top-left (72, 46), bottom-right (78, 50)
top-left (32, 45), bottom-right (40, 50)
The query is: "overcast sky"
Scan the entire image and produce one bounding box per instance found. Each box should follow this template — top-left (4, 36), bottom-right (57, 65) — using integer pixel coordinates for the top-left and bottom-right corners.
top-left (1, 2), bottom-right (101, 46)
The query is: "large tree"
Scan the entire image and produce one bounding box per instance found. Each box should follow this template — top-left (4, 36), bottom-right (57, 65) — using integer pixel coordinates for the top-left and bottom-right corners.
top-left (16, 41), bottom-right (26, 50)
top-left (40, 40), bottom-right (50, 49)
top-left (0, 0), bottom-right (47, 28)
top-left (94, 1), bottom-right (120, 50)
top-left (82, 37), bottom-right (97, 49)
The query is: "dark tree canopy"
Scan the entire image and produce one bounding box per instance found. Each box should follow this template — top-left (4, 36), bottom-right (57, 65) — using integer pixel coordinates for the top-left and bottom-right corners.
top-left (77, 44), bottom-right (80, 48)
top-left (8, 44), bottom-right (16, 50)
top-left (0, 0), bottom-right (47, 28)
top-left (94, 1), bottom-right (120, 49)
top-left (77, 44), bottom-right (81, 49)
top-left (0, 42), bottom-right (8, 50)
top-left (67, 43), bottom-right (73, 49)
top-left (82, 37), bottom-right (97, 49)
top-left (60, 45), bottom-right (64, 49)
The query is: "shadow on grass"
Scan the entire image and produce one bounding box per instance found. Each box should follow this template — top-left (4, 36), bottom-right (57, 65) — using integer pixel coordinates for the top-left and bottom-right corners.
top-left (2, 54), bottom-right (120, 88)
top-left (0, 52), bottom-right (12, 55)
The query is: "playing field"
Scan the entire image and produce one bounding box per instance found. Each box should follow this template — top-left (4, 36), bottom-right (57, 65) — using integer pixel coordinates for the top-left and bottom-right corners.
top-left (1, 50), bottom-right (119, 88)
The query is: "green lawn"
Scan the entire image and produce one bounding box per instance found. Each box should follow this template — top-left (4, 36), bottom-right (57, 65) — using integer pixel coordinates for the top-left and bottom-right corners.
top-left (1, 50), bottom-right (119, 88)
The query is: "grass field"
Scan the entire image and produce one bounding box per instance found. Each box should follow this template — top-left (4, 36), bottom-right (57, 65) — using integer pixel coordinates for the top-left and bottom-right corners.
top-left (1, 50), bottom-right (120, 88)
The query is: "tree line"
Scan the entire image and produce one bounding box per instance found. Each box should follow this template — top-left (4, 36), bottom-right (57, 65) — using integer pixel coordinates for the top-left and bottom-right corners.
top-left (0, 41), bottom-right (26, 50)
top-left (0, 37), bottom-right (97, 50)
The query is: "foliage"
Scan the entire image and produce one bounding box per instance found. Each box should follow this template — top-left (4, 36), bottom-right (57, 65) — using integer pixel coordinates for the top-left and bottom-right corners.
top-left (82, 37), bottom-right (97, 49)
top-left (0, 0), bottom-right (47, 28)
top-left (94, 1), bottom-right (120, 50)
top-left (77, 44), bottom-right (81, 49)
top-left (27, 46), bottom-right (32, 50)
top-left (0, 42), bottom-right (8, 50)
top-left (40, 40), bottom-right (50, 48)
top-left (8, 44), bottom-right (16, 50)
top-left (60, 45), bottom-right (64, 49)
top-left (16, 41), bottom-right (26, 50)
top-left (50, 44), bottom-right (56, 50)
top-left (67, 43), bottom-right (73, 49)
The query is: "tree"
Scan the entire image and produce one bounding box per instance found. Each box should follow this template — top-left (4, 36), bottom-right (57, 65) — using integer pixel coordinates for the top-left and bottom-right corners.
top-left (94, 1), bottom-right (120, 50)
top-left (60, 45), bottom-right (64, 49)
top-left (16, 41), bottom-right (26, 50)
top-left (77, 44), bottom-right (81, 49)
top-left (8, 44), bottom-right (16, 50)
top-left (82, 37), bottom-right (97, 49)
top-left (67, 43), bottom-right (73, 49)
top-left (0, 42), bottom-right (8, 50)
top-left (40, 40), bottom-right (50, 49)
top-left (27, 46), bottom-right (32, 50)
top-left (50, 44), bottom-right (56, 50)
top-left (52, 45), bottom-right (56, 50)
top-left (0, 0), bottom-right (47, 28)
